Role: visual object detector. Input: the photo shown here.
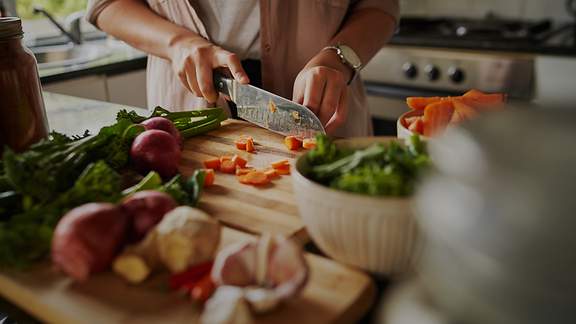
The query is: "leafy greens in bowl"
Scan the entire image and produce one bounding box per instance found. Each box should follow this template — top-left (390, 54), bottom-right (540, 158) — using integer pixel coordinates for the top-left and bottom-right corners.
top-left (304, 134), bottom-right (430, 197)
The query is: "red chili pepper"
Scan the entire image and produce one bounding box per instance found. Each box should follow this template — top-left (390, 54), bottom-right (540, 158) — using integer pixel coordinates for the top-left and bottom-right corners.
top-left (169, 261), bottom-right (213, 290)
top-left (190, 274), bottom-right (216, 303)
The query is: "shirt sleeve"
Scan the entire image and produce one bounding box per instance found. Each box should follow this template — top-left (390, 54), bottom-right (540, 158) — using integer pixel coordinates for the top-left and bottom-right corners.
top-left (85, 0), bottom-right (116, 27)
top-left (351, 0), bottom-right (400, 25)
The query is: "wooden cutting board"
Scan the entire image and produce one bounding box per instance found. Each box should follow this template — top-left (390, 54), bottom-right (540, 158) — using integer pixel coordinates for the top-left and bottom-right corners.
top-left (0, 228), bottom-right (375, 324)
top-left (180, 120), bottom-right (308, 241)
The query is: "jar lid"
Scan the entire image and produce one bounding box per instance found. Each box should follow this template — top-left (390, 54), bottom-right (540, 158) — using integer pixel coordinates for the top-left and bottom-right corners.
top-left (0, 17), bottom-right (23, 40)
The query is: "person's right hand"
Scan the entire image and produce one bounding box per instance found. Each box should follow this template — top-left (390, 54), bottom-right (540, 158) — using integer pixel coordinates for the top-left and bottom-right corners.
top-left (168, 36), bottom-right (249, 104)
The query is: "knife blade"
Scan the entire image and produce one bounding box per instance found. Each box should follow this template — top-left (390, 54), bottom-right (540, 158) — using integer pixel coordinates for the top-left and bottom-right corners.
top-left (214, 73), bottom-right (325, 138)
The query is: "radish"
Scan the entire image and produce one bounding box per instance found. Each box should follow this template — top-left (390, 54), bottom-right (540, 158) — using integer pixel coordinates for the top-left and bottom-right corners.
top-left (51, 203), bottom-right (129, 281)
top-left (130, 129), bottom-right (181, 178)
top-left (121, 190), bottom-right (177, 241)
top-left (141, 117), bottom-right (181, 144)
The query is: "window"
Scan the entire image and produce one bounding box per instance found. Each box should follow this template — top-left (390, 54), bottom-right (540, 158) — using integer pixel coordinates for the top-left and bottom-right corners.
top-left (17, 0), bottom-right (88, 19)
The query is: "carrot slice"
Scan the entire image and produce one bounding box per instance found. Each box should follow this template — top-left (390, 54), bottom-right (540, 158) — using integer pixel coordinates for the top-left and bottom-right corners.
top-left (245, 138), bottom-right (256, 153)
top-left (203, 158), bottom-right (221, 171)
top-left (203, 169), bottom-right (215, 187)
top-left (236, 167), bottom-right (254, 176)
top-left (220, 155), bottom-right (233, 163)
top-left (408, 118), bottom-right (424, 135)
top-left (231, 155), bottom-right (248, 168)
top-left (275, 164), bottom-right (291, 175)
top-left (220, 159), bottom-right (236, 174)
top-left (234, 136), bottom-right (253, 151)
top-left (284, 136), bottom-right (303, 151)
top-left (271, 159), bottom-right (290, 169)
top-left (406, 97), bottom-right (443, 110)
top-left (246, 171), bottom-right (271, 185)
top-left (264, 168), bottom-right (280, 179)
top-left (423, 101), bottom-right (455, 137)
top-left (302, 138), bottom-right (317, 149)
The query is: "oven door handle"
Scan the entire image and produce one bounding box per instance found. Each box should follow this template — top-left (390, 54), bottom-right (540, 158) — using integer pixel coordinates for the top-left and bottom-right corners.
top-left (364, 82), bottom-right (459, 99)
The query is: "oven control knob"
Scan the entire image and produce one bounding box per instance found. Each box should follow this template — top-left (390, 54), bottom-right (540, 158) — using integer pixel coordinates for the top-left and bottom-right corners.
top-left (425, 65), bottom-right (441, 81)
top-left (448, 67), bottom-right (466, 84)
top-left (402, 63), bottom-right (418, 79)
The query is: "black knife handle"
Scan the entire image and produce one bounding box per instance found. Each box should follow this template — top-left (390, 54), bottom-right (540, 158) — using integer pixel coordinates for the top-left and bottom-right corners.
top-left (213, 71), bottom-right (232, 98)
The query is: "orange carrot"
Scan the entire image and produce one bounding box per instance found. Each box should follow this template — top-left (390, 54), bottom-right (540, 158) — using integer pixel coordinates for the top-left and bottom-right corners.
top-left (406, 97), bottom-right (443, 110)
top-left (423, 100), bottom-right (455, 137)
top-left (234, 136), bottom-right (253, 151)
top-left (284, 136), bottom-right (303, 151)
top-left (220, 159), bottom-right (236, 174)
top-left (203, 158), bottom-right (221, 171)
top-left (302, 138), bottom-right (317, 149)
top-left (190, 274), bottom-right (216, 304)
top-left (275, 164), bottom-right (291, 175)
top-left (239, 171), bottom-right (271, 186)
top-left (231, 155), bottom-right (248, 168)
top-left (203, 169), bottom-right (215, 187)
top-left (271, 159), bottom-right (290, 169)
top-left (264, 168), bottom-right (280, 179)
top-left (236, 167), bottom-right (254, 176)
top-left (245, 138), bottom-right (256, 153)
top-left (408, 118), bottom-right (424, 135)
top-left (220, 155), bottom-right (233, 163)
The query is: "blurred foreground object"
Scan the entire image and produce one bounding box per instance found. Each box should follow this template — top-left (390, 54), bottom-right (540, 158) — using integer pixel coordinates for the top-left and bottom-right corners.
top-left (414, 108), bottom-right (576, 324)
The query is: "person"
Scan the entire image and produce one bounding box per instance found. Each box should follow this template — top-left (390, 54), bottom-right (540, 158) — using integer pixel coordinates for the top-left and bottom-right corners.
top-left (86, 0), bottom-right (399, 136)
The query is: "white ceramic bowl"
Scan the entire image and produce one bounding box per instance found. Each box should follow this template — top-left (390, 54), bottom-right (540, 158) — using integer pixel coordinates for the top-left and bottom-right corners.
top-left (397, 110), bottom-right (427, 141)
top-left (292, 138), bottom-right (419, 276)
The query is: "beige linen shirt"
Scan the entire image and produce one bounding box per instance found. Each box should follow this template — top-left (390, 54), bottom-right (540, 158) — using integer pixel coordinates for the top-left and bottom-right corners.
top-left (87, 0), bottom-right (399, 137)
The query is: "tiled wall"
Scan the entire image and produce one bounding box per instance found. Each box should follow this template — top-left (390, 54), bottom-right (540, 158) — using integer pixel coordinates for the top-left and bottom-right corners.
top-left (400, 0), bottom-right (574, 22)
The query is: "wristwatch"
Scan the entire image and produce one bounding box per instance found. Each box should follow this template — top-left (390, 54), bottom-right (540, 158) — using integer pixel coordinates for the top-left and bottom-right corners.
top-left (323, 44), bottom-right (363, 85)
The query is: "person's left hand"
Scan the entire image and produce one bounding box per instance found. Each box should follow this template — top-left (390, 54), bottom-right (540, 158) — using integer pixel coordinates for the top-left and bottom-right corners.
top-left (293, 49), bottom-right (352, 134)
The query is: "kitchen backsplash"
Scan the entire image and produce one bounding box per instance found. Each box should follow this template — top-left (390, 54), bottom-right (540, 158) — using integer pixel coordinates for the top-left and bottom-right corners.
top-left (400, 0), bottom-right (574, 22)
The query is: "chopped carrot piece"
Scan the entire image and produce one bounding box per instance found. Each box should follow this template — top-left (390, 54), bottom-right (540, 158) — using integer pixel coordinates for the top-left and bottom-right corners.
top-left (302, 138), bottom-right (317, 149)
top-left (236, 167), bottom-right (254, 176)
top-left (231, 155), bottom-right (248, 168)
top-left (203, 158), bottom-right (221, 171)
top-left (264, 168), bottom-right (280, 179)
top-left (406, 97), bottom-right (443, 110)
top-left (244, 171), bottom-right (271, 185)
top-left (274, 163), bottom-right (291, 175)
top-left (234, 136), bottom-right (253, 151)
top-left (404, 116), bottom-right (420, 127)
top-left (235, 141), bottom-right (247, 150)
top-left (203, 169), bottom-right (215, 187)
top-left (284, 136), bottom-right (303, 151)
top-left (220, 155), bottom-right (233, 163)
top-left (245, 138), bottom-right (256, 153)
top-left (423, 100), bottom-right (455, 137)
top-left (220, 159), bottom-right (236, 174)
top-left (271, 159), bottom-right (290, 169)
top-left (408, 118), bottom-right (424, 135)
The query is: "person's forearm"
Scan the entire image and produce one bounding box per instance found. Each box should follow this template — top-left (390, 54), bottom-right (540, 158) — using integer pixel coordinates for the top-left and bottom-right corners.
top-left (330, 8), bottom-right (396, 65)
top-left (95, 0), bottom-right (202, 60)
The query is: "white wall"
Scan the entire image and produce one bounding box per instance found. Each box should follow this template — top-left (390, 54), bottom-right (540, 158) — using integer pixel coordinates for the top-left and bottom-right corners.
top-left (400, 0), bottom-right (574, 22)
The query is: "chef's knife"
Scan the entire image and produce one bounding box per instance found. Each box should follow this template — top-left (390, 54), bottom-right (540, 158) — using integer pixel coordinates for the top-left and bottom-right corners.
top-left (214, 72), bottom-right (325, 138)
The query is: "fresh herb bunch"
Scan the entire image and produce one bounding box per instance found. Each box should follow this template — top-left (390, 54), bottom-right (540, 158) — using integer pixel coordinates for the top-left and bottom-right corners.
top-left (306, 135), bottom-right (430, 196)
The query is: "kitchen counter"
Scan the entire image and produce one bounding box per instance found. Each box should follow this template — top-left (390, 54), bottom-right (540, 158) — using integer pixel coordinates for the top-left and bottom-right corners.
top-left (38, 40), bottom-right (147, 85)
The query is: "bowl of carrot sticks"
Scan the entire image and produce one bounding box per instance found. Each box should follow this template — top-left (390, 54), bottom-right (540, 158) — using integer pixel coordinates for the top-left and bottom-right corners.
top-left (398, 89), bottom-right (507, 140)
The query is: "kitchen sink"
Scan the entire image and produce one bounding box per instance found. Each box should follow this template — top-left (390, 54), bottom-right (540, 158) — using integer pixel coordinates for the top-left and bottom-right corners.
top-left (32, 43), bottom-right (112, 69)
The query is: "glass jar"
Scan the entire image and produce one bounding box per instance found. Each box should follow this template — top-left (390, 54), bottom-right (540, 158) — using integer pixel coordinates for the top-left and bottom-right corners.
top-left (0, 17), bottom-right (49, 156)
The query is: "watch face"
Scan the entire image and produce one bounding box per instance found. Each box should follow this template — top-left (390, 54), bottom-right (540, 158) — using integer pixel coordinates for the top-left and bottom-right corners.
top-left (339, 45), bottom-right (362, 69)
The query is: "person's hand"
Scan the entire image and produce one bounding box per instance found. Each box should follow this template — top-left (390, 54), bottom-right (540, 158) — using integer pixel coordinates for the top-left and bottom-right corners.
top-left (169, 35), bottom-right (249, 104)
top-left (293, 49), bottom-right (352, 134)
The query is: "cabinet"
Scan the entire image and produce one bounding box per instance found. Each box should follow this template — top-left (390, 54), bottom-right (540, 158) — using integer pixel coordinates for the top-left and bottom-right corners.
top-left (42, 70), bottom-right (148, 108)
